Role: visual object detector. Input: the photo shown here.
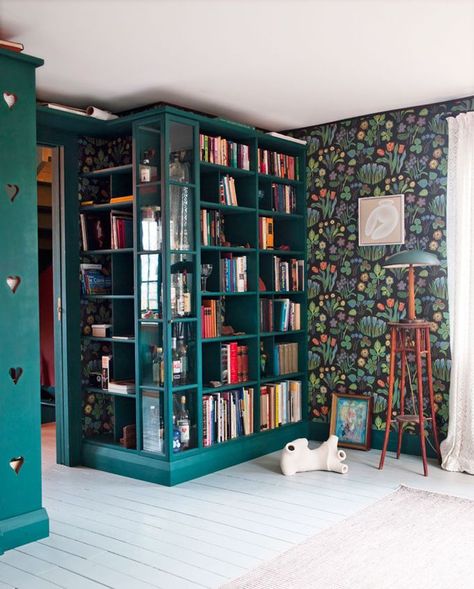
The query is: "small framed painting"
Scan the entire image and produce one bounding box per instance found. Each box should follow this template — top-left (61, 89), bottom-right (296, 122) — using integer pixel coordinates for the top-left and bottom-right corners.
top-left (330, 393), bottom-right (372, 450)
top-left (358, 194), bottom-right (405, 246)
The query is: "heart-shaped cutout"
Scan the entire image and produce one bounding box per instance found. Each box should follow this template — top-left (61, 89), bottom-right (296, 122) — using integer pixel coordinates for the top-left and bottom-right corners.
top-left (3, 92), bottom-right (17, 109)
top-left (9, 367), bottom-right (23, 384)
top-left (9, 456), bottom-right (24, 475)
top-left (6, 184), bottom-right (19, 202)
top-left (6, 275), bottom-right (21, 293)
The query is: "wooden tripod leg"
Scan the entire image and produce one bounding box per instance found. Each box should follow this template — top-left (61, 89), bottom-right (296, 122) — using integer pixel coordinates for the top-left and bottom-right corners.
top-left (379, 326), bottom-right (397, 470)
top-left (415, 328), bottom-right (428, 476)
top-left (397, 348), bottom-right (406, 459)
top-left (425, 326), bottom-right (441, 462)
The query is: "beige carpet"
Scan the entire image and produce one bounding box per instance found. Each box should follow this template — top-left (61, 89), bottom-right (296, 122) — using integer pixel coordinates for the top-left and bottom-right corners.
top-left (222, 486), bottom-right (474, 589)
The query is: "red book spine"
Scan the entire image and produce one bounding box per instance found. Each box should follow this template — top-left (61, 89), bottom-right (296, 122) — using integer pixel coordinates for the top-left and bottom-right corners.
top-left (230, 342), bottom-right (238, 383)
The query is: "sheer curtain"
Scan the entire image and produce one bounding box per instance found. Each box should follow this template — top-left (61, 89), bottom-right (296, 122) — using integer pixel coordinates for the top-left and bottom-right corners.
top-left (441, 112), bottom-right (474, 474)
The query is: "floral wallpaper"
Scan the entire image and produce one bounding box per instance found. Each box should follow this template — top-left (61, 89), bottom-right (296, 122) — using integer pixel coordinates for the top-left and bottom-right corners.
top-left (79, 136), bottom-right (132, 436)
top-left (291, 97), bottom-right (474, 437)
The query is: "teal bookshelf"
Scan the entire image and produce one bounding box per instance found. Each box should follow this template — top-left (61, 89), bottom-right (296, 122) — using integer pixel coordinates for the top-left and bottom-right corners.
top-left (71, 106), bottom-right (307, 485)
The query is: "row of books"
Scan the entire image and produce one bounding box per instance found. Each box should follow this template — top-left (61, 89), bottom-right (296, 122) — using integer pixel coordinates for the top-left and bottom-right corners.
top-left (260, 298), bottom-right (302, 332)
top-left (201, 299), bottom-right (220, 338)
top-left (80, 210), bottom-right (133, 251)
top-left (202, 387), bottom-right (254, 446)
top-left (221, 343), bottom-right (249, 384)
top-left (219, 175), bottom-right (238, 206)
top-left (260, 380), bottom-right (302, 430)
top-left (274, 257), bottom-right (305, 292)
top-left (200, 134), bottom-right (250, 170)
top-left (259, 217), bottom-right (274, 249)
top-left (200, 209), bottom-right (224, 246)
top-left (271, 183), bottom-right (297, 213)
top-left (258, 149), bottom-right (298, 180)
top-left (220, 255), bottom-right (248, 292)
top-left (80, 264), bottom-right (111, 295)
top-left (274, 342), bottom-right (299, 376)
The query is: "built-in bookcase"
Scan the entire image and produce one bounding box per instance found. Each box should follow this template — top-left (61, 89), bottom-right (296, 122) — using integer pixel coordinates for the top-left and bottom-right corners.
top-left (74, 106), bottom-right (307, 485)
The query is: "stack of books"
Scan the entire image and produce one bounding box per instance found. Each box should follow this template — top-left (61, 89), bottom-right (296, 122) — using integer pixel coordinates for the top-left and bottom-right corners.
top-left (260, 298), bottom-right (301, 332)
top-left (221, 342), bottom-right (249, 384)
top-left (259, 217), bottom-right (274, 249)
top-left (80, 212), bottom-right (110, 251)
top-left (258, 149), bottom-right (298, 180)
top-left (260, 380), bottom-right (302, 430)
top-left (200, 134), bottom-right (250, 170)
top-left (273, 342), bottom-right (299, 376)
top-left (219, 175), bottom-right (238, 206)
top-left (201, 299), bottom-right (220, 338)
top-left (272, 184), bottom-right (296, 213)
top-left (220, 254), bottom-right (247, 292)
top-left (108, 379), bottom-right (135, 395)
top-left (203, 387), bottom-right (254, 446)
top-left (200, 209), bottom-right (224, 246)
top-left (274, 299), bottom-right (301, 331)
top-left (111, 210), bottom-right (133, 249)
top-left (274, 257), bottom-right (305, 291)
top-left (80, 264), bottom-right (111, 295)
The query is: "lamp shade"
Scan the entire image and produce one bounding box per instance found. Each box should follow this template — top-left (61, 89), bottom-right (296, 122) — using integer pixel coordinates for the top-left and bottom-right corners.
top-left (383, 249), bottom-right (440, 268)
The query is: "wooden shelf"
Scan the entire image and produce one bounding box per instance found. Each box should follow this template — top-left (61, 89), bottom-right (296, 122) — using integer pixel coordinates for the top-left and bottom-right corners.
top-left (200, 161), bottom-right (254, 177)
top-left (80, 201), bottom-right (133, 212)
top-left (84, 386), bottom-right (136, 398)
top-left (260, 371), bottom-right (304, 384)
top-left (258, 173), bottom-right (302, 186)
top-left (82, 294), bottom-right (134, 300)
top-left (82, 336), bottom-right (136, 344)
top-left (259, 249), bottom-right (305, 256)
top-left (203, 380), bottom-right (258, 394)
top-left (81, 248), bottom-right (133, 255)
top-left (258, 209), bottom-right (303, 220)
top-left (201, 245), bottom-right (256, 253)
top-left (200, 201), bottom-right (255, 214)
top-left (202, 334), bottom-right (257, 343)
top-left (260, 330), bottom-right (305, 337)
top-left (201, 291), bottom-right (256, 297)
top-left (81, 164), bottom-right (133, 178)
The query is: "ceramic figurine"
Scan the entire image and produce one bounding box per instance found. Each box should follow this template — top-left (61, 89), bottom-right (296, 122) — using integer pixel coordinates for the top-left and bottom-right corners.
top-left (280, 435), bottom-right (348, 475)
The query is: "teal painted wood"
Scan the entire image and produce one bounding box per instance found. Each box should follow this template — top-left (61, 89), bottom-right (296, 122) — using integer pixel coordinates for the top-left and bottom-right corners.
top-left (39, 102), bottom-right (308, 485)
top-left (0, 50), bottom-right (49, 553)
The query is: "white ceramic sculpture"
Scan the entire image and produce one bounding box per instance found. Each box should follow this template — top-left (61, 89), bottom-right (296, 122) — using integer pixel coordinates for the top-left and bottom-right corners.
top-left (280, 435), bottom-right (348, 476)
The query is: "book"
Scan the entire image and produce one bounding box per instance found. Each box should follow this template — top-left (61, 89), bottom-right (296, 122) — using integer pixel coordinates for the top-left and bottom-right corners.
top-left (203, 387), bottom-right (254, 446)
top-left (258, 149), bottom-right (298, 180)
top-left (219, 175), bottom-right (238, 206)
top-left (220, 254), bottom-right (247, 292)
top-left (0, 39), bottom-right (24, 53)
top-left (273, 257), bottom-right (304, 292)
top-left (200, 134), bottom-right (250, 170)
top-left (259, 217), bottom-right (274, 249)
top-left (108, 379), bottom-right (135, 394)
top-left (91, 324), bottom-right (112, 338)
top-left (220, 342), bottom-right (249, 384)
top-left (101, 355), bottom-right (112, 389)
top-left (260, 380), bottom-right (302, 430)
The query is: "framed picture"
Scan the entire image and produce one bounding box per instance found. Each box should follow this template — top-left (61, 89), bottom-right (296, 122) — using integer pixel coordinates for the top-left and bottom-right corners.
top-left (358, 194), bottom-right (405, 246)
top-left (330, 393), bottom-right (372, 450)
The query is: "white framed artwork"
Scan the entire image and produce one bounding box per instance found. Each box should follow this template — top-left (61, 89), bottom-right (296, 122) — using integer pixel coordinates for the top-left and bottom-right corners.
top-left (358, 194), bottom-right (405, 246)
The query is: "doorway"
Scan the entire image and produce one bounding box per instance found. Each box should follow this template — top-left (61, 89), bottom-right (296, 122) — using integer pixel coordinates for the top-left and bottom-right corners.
top-left (37, 145), bottom-right (62, 464)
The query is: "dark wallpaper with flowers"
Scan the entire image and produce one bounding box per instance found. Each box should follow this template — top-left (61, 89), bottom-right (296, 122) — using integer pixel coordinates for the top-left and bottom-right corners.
top-left (79, 136), bottom-right (132, 436)
top-left (291, 97), bottom-right (474, 437)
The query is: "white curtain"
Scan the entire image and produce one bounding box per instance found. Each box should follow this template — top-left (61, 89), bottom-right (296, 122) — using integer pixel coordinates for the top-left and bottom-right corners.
top-left (441, 112), bottom-right (474, 474)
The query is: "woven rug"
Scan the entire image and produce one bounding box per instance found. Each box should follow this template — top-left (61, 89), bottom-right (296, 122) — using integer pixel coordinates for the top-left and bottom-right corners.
top-left (222, 486), bottom-right (474, 589)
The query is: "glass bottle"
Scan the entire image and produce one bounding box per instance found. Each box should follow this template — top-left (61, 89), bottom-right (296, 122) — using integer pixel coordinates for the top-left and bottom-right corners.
top-left (176, 394), bottom-right (190, 449)
top-left (169, 155), bottom-right (191, 250)
top-left (260, 341), bottom-right (268, 376)
top-left (152, 346), bottom-right (163, 386)
top-left (183, 270), bottom-right (191, 316)
top-left (172, 336), bottom-right (182, 385)
top-left (177, 334), bottom-right (188, 384)
top-left (172, 410), bottom-right (181, 453)
top-left (140, 149), bottom-right (152, 183)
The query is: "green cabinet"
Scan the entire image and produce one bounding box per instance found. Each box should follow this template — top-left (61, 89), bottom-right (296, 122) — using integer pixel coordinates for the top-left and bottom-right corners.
top-left (57, 105), bottom-right (308, 485)
top-left (0, 49), bottom-right (48, 553)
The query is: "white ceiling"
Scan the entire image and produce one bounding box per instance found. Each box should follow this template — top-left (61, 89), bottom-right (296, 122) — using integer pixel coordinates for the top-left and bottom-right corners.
top-left (1, 0), bottom-right (473, 130)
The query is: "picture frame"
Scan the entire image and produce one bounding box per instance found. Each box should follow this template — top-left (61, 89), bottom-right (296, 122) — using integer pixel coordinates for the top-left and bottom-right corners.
top-left (358, 194), bottom-right (405, 246)
top-left (330, 393), bottom-right (372, 450)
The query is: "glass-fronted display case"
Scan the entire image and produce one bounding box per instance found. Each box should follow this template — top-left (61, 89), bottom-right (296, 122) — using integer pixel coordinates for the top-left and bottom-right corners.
top-left (135, 115), bottom-right (199, 459)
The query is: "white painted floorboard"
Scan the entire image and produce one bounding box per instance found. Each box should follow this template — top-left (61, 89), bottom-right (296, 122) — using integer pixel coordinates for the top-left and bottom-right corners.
top-left (2, 423), bottom-right (473, 589)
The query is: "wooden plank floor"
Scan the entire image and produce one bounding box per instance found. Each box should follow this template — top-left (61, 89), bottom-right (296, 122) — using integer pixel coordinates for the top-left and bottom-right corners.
top-left (1, 424), bottom-right (472, 588)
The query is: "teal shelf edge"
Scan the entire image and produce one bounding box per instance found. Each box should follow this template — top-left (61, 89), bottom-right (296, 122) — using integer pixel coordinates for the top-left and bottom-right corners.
top-left (202, 334), bottom-right (257, 343)
top-left (136, 180), bottom-right (161, 188)
top-left (260, 330), bottom-right (305, 337)
top-left (258, 173), bottom-right (302, 186)
top-left (84, 386), bottom-right (136, 399)
top-left (170, 317), bottom-right (197, 323)
top-left (260, 290), bottom-right (305, 296)
top-left (82, 336), bottom-right (136, 344)
top-left (203, 380), bottom-right (258, 393)
top-left (201, 245), bottom-right (256, 253)
top-left (170, 249), bottom-right (196, 255)
top-left (258, 209), bottom-right (303, 220)
top-left (201, 291), bottom-right (256, 297)
top-left (83, 294), bottom-right (134, 300)
top-left (81, 163), bottom-right (133, 178)
top-left (259, 249), bottom-right (304, 256)
top-left (81, 248), bottom-right (133, 255)
top-left (82, 435), bottom-right (139, 453)
top-left (138, 249), bottom-right (162, 255)
top-left (171, 383), bottom-right (198, 392)
top-left (139, 317), bottom-right (163, 324)
top-left (260, 371), bottom-right (304, 384)
top-left (200, 161), bottom-right (255, 177)
top-left (80, 201), bottom-right (133, 212)
top-left (140, 385), bottom-right (164, 392)
top-left (200, 201), bottom-right (255, 214)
